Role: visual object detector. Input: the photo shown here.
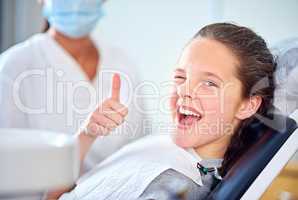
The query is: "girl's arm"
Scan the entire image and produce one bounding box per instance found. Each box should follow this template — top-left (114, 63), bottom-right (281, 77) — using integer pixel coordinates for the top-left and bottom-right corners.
top-left (77, 73), bottom-right (128, 165)
top-left (45, 74), bottom-right (127, 200)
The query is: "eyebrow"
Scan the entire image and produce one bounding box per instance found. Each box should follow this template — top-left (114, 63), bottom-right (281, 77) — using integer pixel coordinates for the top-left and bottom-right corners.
top-left (174, 68), bottom-right (185, 73)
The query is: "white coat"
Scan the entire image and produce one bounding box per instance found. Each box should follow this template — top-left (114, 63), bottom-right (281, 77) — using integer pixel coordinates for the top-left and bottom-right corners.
top-left (0, 33), bottom-right (145, 171)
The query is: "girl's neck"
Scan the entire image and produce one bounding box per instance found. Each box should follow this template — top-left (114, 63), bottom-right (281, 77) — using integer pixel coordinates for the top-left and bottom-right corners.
top-left (194, 134), bottom-right (232, 160)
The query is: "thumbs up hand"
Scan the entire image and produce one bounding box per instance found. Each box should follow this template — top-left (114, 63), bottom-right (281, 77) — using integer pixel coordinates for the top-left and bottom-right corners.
top-left (84, 73), bottom-right (128, 138)
top-left (45, 74), bottom-right (128, 199)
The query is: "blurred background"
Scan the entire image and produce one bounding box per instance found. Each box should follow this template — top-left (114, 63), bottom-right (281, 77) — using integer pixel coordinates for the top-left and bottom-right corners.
top-left (1, 0), bottom-right (298, 121)
top-left (0, 0), bottom-right (297, 199)
top-left (1, 0), bottom-right (298, 83)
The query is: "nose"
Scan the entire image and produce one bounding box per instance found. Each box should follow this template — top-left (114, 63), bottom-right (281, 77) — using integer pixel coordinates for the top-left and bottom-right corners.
top-left (177, 79), bottom-right (194, 99)
top-left (177, 80), bottom-right (203, 112)
top-left (177, 80), bottom-right (195, 108)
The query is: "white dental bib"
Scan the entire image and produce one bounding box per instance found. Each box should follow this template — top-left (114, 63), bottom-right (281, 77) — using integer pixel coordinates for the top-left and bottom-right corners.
top-left (60, 135), bottom-right (203, 200)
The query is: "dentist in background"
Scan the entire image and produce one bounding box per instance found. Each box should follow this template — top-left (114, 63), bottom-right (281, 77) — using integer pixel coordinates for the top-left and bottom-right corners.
top-left (0, 0), bottom-right (144, 185)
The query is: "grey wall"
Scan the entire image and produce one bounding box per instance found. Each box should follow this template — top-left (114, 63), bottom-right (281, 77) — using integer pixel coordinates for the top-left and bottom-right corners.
top-left (0, 0), bottom-right (43, 53)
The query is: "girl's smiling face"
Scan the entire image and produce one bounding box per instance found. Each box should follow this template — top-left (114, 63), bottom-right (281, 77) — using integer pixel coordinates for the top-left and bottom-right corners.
top-left (171, 38), bottom-right (260, 155)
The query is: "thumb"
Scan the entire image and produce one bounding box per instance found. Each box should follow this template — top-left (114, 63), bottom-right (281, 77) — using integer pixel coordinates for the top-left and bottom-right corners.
top-left (111, 73), bottom-right (121, 101)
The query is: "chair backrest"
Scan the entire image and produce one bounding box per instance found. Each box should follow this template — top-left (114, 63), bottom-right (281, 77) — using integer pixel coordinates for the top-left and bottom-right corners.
top-left (206, 113), bottom-right (297, 200)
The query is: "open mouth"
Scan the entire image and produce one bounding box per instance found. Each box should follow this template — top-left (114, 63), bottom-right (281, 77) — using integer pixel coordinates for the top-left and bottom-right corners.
top-left (177, 106), bottom-right (202, 128)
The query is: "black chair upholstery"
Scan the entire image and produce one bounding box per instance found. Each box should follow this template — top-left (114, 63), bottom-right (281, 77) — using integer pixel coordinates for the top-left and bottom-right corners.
top-left (207, 114), bottom-right (297, 200)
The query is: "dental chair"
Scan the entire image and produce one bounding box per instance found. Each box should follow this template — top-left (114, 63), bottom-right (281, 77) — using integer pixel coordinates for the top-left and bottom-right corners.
top-left (206, 109), bottom-right (298, 200)
top-left (207, 38), bottom-right (298, 200)
top-left (0, 129), bottom-right (80, 199)
top-left (2, 119), bottom-right (297, 200)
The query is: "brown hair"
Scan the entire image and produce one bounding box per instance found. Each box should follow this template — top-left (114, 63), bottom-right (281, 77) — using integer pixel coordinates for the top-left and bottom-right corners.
top-left (42, 19), bottom-right (50, 33)
top-left (193, 23), bottom-right (276, 176)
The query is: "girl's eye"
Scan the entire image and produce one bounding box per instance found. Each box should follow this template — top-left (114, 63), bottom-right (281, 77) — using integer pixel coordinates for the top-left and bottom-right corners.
top-left (174, 75), bottom-right (186, 84)
top-left (173, 68), bottom-right (186, 84)
top-left (174, 75), bottom-right (185, 80)
top-left (203, 80), bottom-right (218, 87)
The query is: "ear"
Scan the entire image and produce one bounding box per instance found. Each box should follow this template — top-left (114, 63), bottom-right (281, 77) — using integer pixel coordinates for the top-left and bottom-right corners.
top-left (235, 96), bottom-right (262, 120)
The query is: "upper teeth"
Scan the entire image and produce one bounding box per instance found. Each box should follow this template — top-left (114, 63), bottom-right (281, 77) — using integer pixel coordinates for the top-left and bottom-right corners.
top-left (179, 107), bottom-right (201, 118)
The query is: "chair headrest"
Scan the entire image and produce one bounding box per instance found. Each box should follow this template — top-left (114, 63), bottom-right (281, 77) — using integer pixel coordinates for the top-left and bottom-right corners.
top-left (207, 113), bottom-right (297, 200)
top-left (273, 38), bottom-right (298, 115)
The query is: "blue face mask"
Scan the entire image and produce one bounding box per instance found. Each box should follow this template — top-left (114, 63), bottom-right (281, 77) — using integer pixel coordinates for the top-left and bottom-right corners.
top-left (43, 0), bottom-right (104, 38)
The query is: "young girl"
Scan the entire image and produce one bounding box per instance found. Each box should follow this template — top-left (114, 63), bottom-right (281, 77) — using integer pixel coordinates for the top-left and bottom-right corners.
top-left (48, 23), bottom-right (276, 200)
